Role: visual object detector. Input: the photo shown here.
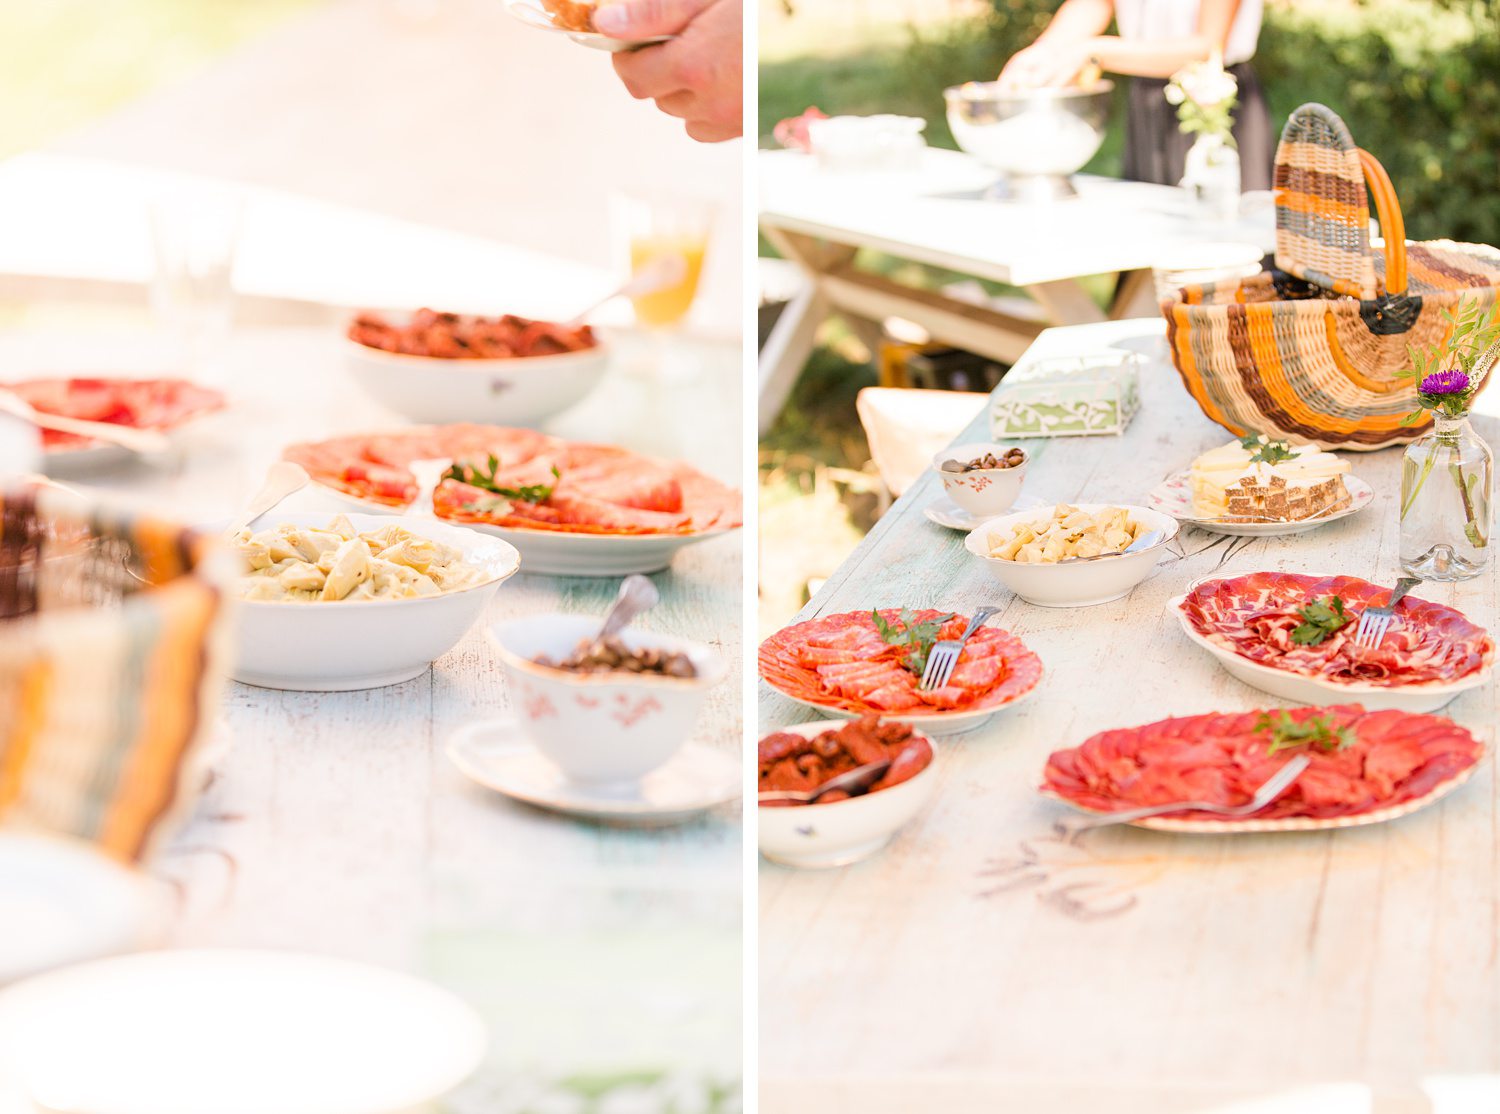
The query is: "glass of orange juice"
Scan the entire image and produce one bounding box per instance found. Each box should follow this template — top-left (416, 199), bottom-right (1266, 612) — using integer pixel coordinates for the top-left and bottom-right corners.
top-left (611, 192), bottom-right (713, 332)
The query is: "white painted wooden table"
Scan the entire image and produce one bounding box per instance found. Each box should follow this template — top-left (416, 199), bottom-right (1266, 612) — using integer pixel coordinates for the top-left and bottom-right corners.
top-left (14, 325), bottom-right (743, 1111)
top-left (758, 319), bottom-right (1500, 1114)
top-left (757, 148), bottom-right (1276, 432)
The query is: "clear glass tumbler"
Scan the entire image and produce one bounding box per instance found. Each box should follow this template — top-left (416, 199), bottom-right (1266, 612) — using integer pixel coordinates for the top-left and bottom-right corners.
top-left (149, 191), bottom-right (243, 385)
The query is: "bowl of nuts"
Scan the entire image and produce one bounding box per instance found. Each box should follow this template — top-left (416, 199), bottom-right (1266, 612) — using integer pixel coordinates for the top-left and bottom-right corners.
top-left (932, 442), bottom-right (1027, 517)
top-left (488, 612), bottom-right (727, 785)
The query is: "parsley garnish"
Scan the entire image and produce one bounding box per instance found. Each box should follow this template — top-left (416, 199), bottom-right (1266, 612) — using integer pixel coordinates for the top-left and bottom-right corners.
top-left (871, 607), bottom-right (956, 677)
top-left (443, 454), bottom-right (558, 503)
top-left (1289, 596), bottom-right (1352, 646)
top-left (1238, 430), bottom-right (1295, 466)
top-left (1255, 710), bottom-right (1357, 756)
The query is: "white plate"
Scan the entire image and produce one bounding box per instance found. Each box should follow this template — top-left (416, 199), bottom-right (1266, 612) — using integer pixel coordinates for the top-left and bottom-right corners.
top-left (0, 834), bottom-right (166, 987)
top-left (447, 717), bottom-right (740, 825)
top-left (502, 0), bottom-right (672, 51)
top-left (0, 949), bottom-right (487, 1114)
top-left (1148, 470), bottom-right (1374, 536)
top-left (761, 675), bottom-right (1039, 736)
top-left (310, 481), bottom-right (737, 577)
top-left (924, 492), bottom-right (1042, 532)
top-left (218, 512), bottom-right (521, 691)
top-left (1166, 584), bottom-right (1495, 714)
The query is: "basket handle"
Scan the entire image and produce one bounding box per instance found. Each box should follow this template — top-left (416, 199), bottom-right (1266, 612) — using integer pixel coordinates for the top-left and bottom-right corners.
top-left (1357, 148), bottom-right (1408, 296)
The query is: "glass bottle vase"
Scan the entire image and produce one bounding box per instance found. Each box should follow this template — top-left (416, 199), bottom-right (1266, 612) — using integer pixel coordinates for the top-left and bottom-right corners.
top-left (1398, 415), bottom-right (1494, 580)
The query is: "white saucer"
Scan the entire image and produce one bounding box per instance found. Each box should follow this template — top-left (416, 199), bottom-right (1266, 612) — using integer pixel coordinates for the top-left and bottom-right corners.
top-left (447, 718), bottom-right (740, 825)
top-left (1148, 469), bottom-right (1374, 537)
top-left (924, 493), bottom-right (1042, 532)
top-left (502, 0), bottom-right (673, 51)
top-left (0, 949), bottom-right (487, 1114)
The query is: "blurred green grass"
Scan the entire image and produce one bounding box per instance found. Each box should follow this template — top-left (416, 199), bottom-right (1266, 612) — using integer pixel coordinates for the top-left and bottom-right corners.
top-left (0, 0), bottom-right (322, 158)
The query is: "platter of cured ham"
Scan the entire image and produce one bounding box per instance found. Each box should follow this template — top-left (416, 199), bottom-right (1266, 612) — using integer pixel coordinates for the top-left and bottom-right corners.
top-left (1042, 704), bottom-right (1485, 832)
top-left (5, 377), bottom-right (225, 470)
top-left (1170, 572), bottom-right (1495, 713)
top-left (284, 424), bottom-right (740, 575)
top-left (758, 609), bottom-right (1044, 734)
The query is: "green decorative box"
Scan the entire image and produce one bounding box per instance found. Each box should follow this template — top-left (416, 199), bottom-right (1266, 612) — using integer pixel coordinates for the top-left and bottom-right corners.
top-left (989, 352), bottom-right (1143, 438)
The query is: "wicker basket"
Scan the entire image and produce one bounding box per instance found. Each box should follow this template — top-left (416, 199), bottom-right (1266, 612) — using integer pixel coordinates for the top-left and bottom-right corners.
top-left (0, 483), bottom-right (230, 862)
top-left (1164, 103), bottom-right (1500, 450)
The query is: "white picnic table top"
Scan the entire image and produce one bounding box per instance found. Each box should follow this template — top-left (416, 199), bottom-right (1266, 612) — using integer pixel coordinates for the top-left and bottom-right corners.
top-left (758, 319), bottom-right (1500, 1114)
top-left (14, 324), bottom-right (743, 1111)
top-left (758, 147), bottom-right (1276, 288)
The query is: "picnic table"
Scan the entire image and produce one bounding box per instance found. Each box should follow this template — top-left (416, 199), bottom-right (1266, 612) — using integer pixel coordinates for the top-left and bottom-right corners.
top-left (758, 319), bottom-right (1500, 1114)
top-left (10, 323), bottom-right (743, 1111)
top-left (757, 147), bottom-right (1275, 432)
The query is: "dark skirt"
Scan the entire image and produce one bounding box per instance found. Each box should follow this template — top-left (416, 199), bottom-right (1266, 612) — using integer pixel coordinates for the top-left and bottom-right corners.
top-left (1121, 60), bottom-right (1273, 191)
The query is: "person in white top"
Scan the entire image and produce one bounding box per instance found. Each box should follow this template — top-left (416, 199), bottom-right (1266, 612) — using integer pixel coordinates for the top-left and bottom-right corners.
top-left (998, 0), bottom-right (1271, 190)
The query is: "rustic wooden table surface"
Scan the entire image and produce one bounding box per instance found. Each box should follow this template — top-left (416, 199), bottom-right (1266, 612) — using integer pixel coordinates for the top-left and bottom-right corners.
top-left (12, 324), bottom-right (744, 1112)
top-left (758, 319), bottom-right (1500, 1114)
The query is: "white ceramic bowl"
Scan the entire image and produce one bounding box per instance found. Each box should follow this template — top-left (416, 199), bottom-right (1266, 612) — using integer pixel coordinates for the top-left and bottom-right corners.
top-left (757, 719), bottom-right (939, 868)
top-left (217, 512), bottom-right (520, 691)
top-left (488, 613), bottom-right (727, 785)
top-left (1167, 587), bottom-right (1495, 714)
top-left (964, 502), bottom-right (1179, 607)
top-left (344, 334), bottom-right (610, 427)
top-left (932, 441), bottom-right (1027, 517)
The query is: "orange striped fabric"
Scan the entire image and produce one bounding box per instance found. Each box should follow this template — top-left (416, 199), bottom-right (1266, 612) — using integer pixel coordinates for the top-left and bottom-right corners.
top-left (0, 484), bottom-right (228, 862)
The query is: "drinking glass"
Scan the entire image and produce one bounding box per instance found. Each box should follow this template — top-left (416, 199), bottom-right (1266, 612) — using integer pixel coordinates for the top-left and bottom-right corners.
top-left (610, 192), bottom-right (713, 374)
top-left (149, 190), bottom-right (243, 385)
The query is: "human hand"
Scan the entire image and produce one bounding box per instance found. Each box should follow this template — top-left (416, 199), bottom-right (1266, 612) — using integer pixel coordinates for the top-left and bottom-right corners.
top-left (997, 39), bottom-right (1092, 92)
top-left (598, 0), bottom-right (742, 143)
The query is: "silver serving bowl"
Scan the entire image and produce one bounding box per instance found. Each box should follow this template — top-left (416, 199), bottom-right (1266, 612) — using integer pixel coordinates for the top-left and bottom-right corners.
top-left (943, 80), bottom-right (1114, 201)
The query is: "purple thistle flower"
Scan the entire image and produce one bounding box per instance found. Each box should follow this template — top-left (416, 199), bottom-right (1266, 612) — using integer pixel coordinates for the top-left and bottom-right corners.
top-left (1420, 369), bottom-right (1471, 396)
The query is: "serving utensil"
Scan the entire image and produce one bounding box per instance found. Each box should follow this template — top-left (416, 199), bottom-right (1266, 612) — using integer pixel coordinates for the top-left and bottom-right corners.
top-left (567, 254), bottom-right (688, 327)
top-left (1353, 576), bottom-right (1422, 649)
top-left (1056, 528), bottom-right (1164, 564)
top-left (409, 457), bottom-right (453, 516)
top-left (1054, 753), bottom-right (1311, 840)
top-left (224, 461), bottom-right (310, 536)
top-left (919, 606), bottom-right (999, 691)
top-left (593, 574), bottom-right (660, 647)
top-left (0, 386), bottom-right (171, 456)
top-left (758, 759), bottom-right (892, 805)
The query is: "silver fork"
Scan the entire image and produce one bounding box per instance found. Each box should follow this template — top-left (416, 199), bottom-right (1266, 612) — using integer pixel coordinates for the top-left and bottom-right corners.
top-left (919, 606), bottom-right (999, 691)
top-left (1054, 753), bottom-right (1312, 841)
top-left (1353, 576), bottom-right (1421, 649)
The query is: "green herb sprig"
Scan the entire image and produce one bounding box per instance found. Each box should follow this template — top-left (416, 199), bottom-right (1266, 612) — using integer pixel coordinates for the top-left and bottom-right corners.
top-left (871, 608), bottom-right (956, 678)
top-left (443, 454), bottom-right (559, 503)
top-left (1237, 430), bottom-right (1295, 465)
top-left (1289, 596), bottom-right (1352, 646)
top-left (1255, 710), bottom-right (1357, 756)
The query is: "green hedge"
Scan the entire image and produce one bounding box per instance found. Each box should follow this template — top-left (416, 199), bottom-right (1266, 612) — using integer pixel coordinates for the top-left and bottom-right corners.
top-left (760, 0), bottom-right (1500, 245)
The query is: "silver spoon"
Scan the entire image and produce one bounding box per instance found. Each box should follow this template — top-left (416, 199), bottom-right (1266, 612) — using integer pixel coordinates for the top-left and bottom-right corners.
top-left (593, 574), bottom-right (660, 647)
top-left (758, 760), bottom-right (893, 805)
top-left (1057, 528), bottom-right (1164, 564)
top-left (224, 461), bottom-right (309, 536)
top-left (566, 254), bottom-right (688, 328)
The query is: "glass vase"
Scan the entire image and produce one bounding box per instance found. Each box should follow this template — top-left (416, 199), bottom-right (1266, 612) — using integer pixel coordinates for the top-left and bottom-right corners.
top-left (1398, 415), bottom-right (1494, 580)
top-left (1182, 134), bottom-right (1240, 223)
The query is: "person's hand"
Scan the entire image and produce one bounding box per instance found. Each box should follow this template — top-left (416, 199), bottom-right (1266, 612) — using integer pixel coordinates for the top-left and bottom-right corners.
top-left (597, 0), bottom-right (742, 143)
top-left (997, 39), bottom-right (1092, 92)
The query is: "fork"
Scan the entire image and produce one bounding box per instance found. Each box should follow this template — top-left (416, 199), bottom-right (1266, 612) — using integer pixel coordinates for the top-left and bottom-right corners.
top-left (1352, 576), bottom-right (1421, 649)
top-left (1053, 753), bottom-right (1311, 841)
top-left (918, 606), bottom-right (999, 691)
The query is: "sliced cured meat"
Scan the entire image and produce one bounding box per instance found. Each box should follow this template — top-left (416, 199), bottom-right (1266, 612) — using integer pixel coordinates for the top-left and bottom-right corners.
top-left (1179, 572), bottom-right (1493, 688)
top-left (1043, 704), bottom-right (1483, 821)
top-left (759, 608), bottom-right (1044, 717)
top-left (7, 377), bottom-right (224, 450)
top-left (284, 424), bottom-right (739, 537)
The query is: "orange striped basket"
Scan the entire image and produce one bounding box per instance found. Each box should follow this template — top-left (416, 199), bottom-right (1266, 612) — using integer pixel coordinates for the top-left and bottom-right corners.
top-left (0, 482), bottom-right (231, 862)
top-left (1164, 102), bottom-right (1500, 450)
